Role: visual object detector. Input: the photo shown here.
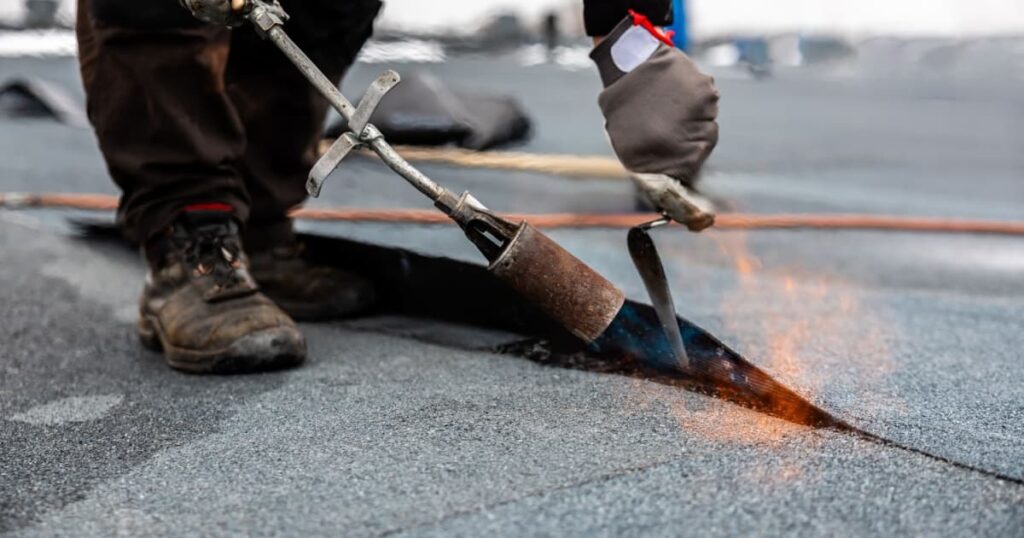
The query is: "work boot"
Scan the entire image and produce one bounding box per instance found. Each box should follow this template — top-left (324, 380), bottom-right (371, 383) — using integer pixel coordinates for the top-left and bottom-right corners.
top-left (246, 228), bottom-right (376, 322)
top-left (138, 212), bottom-right (306, 374)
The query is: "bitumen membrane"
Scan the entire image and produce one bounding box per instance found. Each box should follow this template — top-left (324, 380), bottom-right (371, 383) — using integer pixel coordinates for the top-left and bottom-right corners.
top-left (1, 51), bottom-right (1023, 536)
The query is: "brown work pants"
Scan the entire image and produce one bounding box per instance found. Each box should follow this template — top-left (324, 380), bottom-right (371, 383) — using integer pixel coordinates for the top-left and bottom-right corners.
top-left (76, 0), bottom-right (381, 244)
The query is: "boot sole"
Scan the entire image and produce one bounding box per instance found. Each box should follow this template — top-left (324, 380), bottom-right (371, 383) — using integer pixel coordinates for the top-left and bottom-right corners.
top-left (138, 315), bottom-right (306, 375)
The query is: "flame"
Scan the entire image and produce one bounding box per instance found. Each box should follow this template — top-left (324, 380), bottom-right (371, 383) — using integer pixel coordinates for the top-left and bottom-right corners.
top-left (715, 232), bottom-right (899, 433)
top-left (619, 232), bottom-right (900, 454)
top-left (611, 226), bottom-right (904, 488)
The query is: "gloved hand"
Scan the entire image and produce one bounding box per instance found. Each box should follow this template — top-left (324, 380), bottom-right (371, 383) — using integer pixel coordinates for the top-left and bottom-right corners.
top-left (591, 14), bottom-right (720, 229)
top-left (180, 0), bottom-right (251, 26)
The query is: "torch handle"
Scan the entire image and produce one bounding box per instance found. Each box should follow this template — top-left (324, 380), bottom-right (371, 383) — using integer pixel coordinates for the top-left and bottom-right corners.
top-left (249, 1), bottom-right (450, 205)
top-left (263, 26), bottom-right (358, 120)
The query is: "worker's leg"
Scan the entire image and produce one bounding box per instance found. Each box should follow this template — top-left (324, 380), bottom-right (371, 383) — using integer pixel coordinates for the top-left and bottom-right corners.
top-left (225, 0), bottom-right (382, 250)
top-left (76, 0), bottom-right (249, 243)
top-left (216, 0), bottom-right (381, 320)
top-left (76, 0), bottom-right (306, 374)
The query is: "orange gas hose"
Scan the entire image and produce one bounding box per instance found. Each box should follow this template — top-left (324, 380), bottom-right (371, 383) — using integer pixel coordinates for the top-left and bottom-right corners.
top-left (4, 192), bottom-right (1024, 236)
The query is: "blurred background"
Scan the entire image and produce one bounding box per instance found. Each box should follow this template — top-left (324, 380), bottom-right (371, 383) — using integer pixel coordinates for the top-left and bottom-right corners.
top-left (3, 0), bottom-right (1024, 61)
top-left (3, 0), bottom-right (1024, 34)
top-left (0, 0), bottom-right (1021, 222)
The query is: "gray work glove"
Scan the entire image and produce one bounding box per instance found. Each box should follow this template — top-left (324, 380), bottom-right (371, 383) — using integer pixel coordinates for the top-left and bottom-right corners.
top-left (180, 0), bottom-right (251, 26)
top-left (591, 16), bottom-right (720, 230)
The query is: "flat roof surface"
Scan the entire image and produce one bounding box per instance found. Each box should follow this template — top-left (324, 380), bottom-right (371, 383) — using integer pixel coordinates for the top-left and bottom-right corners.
top-left (1, 52), bottom-right (1023, 536)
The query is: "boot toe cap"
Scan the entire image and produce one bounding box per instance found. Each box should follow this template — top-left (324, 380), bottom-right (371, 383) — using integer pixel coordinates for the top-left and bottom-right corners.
top-left (218, 326), bottom-right (307, 373)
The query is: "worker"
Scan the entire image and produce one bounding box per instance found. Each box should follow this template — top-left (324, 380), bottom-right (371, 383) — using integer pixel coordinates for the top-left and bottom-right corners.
top-left (75, 0), bottom-right (719, 374)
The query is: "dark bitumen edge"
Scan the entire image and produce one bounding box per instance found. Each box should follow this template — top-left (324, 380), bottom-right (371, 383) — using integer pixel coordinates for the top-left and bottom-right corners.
top-left (71, 220), bottom-right (1024, 488)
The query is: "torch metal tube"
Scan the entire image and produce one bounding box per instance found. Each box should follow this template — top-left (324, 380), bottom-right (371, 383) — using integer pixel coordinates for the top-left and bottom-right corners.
top-left (261, 21), bottom-right (450, 205)
top-left (264, 26), bottom-right (357, 120)
top-left (367, 136), bottom-right (447, 203)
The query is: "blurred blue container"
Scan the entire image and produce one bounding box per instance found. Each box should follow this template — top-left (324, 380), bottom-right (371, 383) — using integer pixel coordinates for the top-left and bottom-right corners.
top-left (670, 0), bottom-right (688, 51)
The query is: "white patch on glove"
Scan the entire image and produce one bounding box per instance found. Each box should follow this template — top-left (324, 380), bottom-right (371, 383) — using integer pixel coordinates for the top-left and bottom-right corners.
top-left (610, 25), bottom-right (660, 74)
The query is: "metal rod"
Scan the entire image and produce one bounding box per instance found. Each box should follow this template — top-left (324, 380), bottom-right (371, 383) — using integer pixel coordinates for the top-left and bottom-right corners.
top-left (628, 221), bottom-right (691, 369)
top-left (367, 136), bottom-right (447, 202)
top-left (263, 24), bottom-right (449, 204)
top-left (265, 27), bottom-right (357, 120)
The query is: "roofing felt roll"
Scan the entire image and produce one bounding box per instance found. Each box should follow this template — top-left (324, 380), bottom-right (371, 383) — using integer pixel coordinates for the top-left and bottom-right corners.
top-left (326, 70), bottom-right (531, 150)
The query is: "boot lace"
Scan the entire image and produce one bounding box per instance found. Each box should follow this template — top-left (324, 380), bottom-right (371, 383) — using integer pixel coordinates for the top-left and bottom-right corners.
top-left (179, 222), bottom-right (247, 289)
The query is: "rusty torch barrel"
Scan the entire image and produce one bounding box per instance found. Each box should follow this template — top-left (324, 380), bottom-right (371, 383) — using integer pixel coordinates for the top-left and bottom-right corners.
top-left (489, 222), bottom-right (626, 342)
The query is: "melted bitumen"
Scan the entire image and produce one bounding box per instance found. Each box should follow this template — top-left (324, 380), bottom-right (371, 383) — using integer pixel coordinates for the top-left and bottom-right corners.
top-left (592, 301), bottom-right (844, 428)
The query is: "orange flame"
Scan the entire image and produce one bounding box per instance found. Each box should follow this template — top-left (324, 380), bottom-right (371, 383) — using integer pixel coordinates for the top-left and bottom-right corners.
top-left (621, 232), bottom-right (900, 460)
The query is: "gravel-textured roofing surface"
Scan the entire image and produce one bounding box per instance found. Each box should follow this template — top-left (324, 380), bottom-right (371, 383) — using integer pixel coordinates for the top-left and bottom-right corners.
top-left (1, 52), bottom-right (1022, 536)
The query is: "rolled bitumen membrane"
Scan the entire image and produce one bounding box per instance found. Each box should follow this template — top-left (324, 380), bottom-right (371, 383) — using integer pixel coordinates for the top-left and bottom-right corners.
top-left (73, 221), bottom-right (1024, 486)
top-left (0, 77), bottom-right (88, 127)
top-left (77, 219), bottom-right (836, 427)
top-left (325, 71), bottom-right (532, 150)
top-left (300, 229), bottom-right (1024, 486)
top-left (298, 229), bottom-right (844, 428)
